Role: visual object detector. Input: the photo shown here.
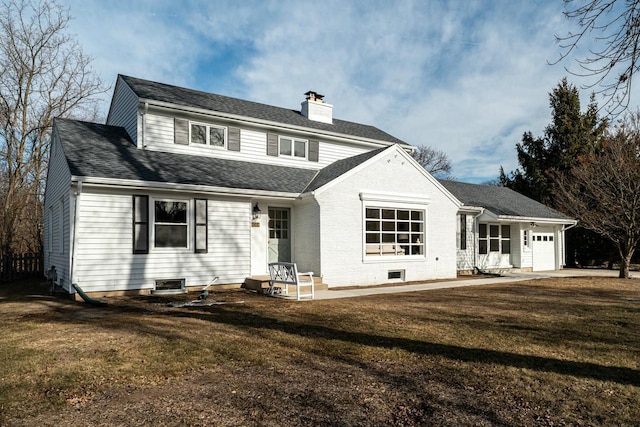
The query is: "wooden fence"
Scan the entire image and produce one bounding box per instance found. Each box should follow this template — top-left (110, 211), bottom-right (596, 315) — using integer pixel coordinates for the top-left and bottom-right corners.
top-left (0, 253), bottom-right (43, 283)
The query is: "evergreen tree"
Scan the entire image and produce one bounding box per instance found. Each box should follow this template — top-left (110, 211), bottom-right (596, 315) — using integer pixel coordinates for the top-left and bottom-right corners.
top-left (500, 78), bottom-right (611, 267)
top-left (501, 78), bottom-right (607, 205)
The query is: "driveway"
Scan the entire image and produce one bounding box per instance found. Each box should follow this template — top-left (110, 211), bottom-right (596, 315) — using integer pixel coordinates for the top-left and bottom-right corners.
top-left (313, 268), bottom-right (631, 300)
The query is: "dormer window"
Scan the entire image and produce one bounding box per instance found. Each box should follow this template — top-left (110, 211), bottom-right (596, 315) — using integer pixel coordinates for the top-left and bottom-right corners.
top-left (279, 136), bottom-right (307, 159)
top-left (190, 122), bottom-right (226, 148)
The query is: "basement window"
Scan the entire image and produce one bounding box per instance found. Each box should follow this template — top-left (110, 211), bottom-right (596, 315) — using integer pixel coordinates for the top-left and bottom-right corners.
top-left (388, 270), bottom-right (405, 280)
top-left (155, 278), bottom-right (185, 291)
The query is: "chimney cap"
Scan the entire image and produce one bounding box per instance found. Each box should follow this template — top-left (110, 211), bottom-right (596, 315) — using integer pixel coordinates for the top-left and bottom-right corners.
top-left (304, 90), bottom-right (324, 102)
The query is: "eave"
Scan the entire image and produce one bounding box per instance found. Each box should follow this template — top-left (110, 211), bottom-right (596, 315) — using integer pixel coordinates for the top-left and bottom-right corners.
top-left (70, 176), bottom-right (300, 200)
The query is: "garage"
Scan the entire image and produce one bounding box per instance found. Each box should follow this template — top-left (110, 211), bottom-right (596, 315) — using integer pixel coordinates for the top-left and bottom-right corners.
top-left (532, 230), bottom-right (556, 271)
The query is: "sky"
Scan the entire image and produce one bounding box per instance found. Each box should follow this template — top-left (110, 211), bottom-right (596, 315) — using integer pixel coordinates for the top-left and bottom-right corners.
top-left (57, 0), bottom-right (639, 183)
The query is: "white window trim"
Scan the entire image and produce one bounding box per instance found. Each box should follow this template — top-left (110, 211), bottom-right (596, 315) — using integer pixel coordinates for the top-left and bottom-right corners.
top-left (362, 202), bottom-right (428, 262)
top-left (189, 121), bottom-right (227, 148)
top-left (479, 223), bottom-right (511, 254)
top-left (278, 135), bottom-right (308, 159)
top-left (151, 197), bottom-right (191, 252)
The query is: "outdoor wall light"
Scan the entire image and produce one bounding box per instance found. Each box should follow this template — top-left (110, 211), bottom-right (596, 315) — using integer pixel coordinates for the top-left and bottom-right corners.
top-left (252, 203), bottom-right (262, 220)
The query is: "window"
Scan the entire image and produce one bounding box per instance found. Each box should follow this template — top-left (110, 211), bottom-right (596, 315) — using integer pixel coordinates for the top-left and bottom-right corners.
top-left (479, 223), bottom-right (510, 254)
top-left (134, 197), bottom-right (208, 252)
top-left (459, 214), bottom-right (467, 250)
top-left (133, 195), bottom-right (149, 254)
top-left (154, 200), bottom-right (188, 248)
top-left (269, 208), bottom-right (289, 239)
top-left (365, 207), bottom-right (424, 256)
top-left (190, 122), bottom-right (226, 147)
top-left (48, 207), bottom-right (53, 253)
top-left (479, 223), bottom-right (488, 254)
top-left (58, 200), bottom-right (64, 253)
top-left (155, 279), bottom-right (184, 291)
top-left (523, 229), bottom-right (529, 248)
top-left (501, 225), bottom-right (511, 254)
top-left (388, 270), bottom-right (405, 280)
top-left (194, 199), bottom-right (207, 253)
top-left (279, 136), bottom-right (307, 159)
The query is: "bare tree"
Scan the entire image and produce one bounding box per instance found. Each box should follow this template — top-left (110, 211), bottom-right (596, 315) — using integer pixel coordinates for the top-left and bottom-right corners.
top-left (411, 145), bottom-right (453, 179)
top-left (552, 0), bottom-right (640, 116)
top-left (553, 110), bottom-right (640, 278)
top-left (0, 0), bottom-right (107, 256)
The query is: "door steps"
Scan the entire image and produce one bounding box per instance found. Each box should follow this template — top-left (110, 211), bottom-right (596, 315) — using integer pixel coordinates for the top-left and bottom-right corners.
top-left (243, 275), bottom-right (327, 293)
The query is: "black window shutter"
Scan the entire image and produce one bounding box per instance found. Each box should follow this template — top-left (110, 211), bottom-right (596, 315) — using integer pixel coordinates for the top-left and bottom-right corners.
top-left (308, 140), bottom-right (319, 162)
top-left (228, 127), bottom-right (241, 151)
top-left (267, 133), bottom-right (278, 156)
top-left (174, 118), bottom-right (189, 145)
top-left (194, 199), bottom-right (208, 253)
top-left (133, 195), bottom-right (149, 254)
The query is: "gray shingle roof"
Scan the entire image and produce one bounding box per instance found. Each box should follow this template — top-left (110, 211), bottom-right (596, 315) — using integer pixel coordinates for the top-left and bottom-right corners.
top-left (119, 75), bottom-right (409, 146)
top-left (438, 179), bottom-right (573, 221)
top-left (56, 118), bottom-right (317, 193)
top-left (55, 118), bottom-right (390, 195)
top-left (304, 148), bottom-right (386, 192)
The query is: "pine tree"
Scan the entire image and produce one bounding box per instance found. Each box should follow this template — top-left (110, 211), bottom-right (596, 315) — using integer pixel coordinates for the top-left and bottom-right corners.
top-left (501, 78), bottom-right (607, 205)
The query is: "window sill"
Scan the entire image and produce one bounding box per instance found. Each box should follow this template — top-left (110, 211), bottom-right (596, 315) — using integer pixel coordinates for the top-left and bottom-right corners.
top-left (363, 255), bottom-right (427, 263)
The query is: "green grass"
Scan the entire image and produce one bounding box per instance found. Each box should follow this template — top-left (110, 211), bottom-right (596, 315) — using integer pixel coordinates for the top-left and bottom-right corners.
top-left (0, 276), bottom-right (638, 426)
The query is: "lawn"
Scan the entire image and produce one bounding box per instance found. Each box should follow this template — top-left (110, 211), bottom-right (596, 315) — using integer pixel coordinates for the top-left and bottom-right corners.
top-left (0, 276), bottom-right (638, 426)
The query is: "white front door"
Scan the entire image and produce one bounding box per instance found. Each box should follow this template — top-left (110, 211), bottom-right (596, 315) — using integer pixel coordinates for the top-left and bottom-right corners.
top-left (532, 230), bottom-right (556, 271)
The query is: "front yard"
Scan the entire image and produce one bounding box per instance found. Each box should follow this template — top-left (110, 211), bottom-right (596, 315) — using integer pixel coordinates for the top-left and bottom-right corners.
top-left (0, 276), bottom-right (638, 426)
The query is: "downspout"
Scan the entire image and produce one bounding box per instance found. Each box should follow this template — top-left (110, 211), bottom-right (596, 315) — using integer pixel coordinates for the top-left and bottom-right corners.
top-left (69, 179), bottom-right (82, 293)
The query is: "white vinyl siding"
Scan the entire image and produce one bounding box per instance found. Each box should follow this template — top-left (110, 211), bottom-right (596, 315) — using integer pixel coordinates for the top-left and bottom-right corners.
top-left (140, 111), bottom-right (376, 168)
top-left (72, 190), bottom-right (250, 292)
top-left (455, 214), bottom-right (475, 271)
top-left (43, 135), bottom-right (72, 290)
top-left (106, 77), bottom-right (139, 144)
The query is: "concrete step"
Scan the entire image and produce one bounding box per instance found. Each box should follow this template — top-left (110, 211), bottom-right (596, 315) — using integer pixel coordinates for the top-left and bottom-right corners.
top-left (243, 275), bottom-right (328, 293)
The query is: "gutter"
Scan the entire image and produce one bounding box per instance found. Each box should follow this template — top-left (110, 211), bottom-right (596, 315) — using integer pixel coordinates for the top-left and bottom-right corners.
top-left (71, 176), bottom-right (301, 200)
top-left (496, 215), bottom-right (577, 226)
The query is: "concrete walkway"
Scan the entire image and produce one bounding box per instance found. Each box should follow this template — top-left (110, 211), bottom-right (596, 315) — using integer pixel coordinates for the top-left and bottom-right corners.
top-left (312, 269), bottom-right (631, 300)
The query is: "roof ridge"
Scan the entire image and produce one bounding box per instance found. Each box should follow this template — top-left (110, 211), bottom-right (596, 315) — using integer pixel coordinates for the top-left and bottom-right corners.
top-left (119, 75), bottom-right (409, 146)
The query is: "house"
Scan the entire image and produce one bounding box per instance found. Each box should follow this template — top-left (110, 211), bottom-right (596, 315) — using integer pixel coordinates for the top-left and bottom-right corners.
top-left (43, 75), bottom-right (462, 297)
top-left (439, 180), bottom-right (577, 273)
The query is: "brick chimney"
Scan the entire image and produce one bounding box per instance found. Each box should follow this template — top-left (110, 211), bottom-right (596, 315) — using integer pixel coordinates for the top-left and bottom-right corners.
top-left (301, 90), bottom-right (333, 124)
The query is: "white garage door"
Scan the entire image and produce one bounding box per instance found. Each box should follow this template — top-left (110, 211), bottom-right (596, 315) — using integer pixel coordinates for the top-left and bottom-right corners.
top-left (532, 231), bottom-right (556, 271)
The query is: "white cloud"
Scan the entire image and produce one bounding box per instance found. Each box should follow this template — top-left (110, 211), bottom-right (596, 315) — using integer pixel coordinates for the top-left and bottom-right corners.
top-left (58, 0), bottom-right (635, 183)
